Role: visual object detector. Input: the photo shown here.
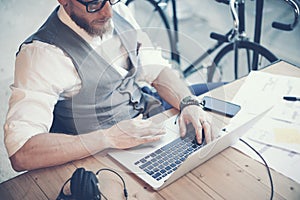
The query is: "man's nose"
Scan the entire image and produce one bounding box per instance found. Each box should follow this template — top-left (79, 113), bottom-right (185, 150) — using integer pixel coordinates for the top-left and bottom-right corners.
top-left (99, 1), bottom-right (113, 17)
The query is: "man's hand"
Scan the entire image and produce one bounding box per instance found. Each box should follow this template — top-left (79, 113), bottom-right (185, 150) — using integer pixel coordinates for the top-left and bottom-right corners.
top-left (105, 115), bottom-right (166, 149)
top-left (178, 105), bottom-right (214, 144)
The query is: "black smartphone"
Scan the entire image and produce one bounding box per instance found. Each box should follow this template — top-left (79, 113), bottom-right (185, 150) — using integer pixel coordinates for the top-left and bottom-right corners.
top-left (202, 96), bottom-right (241, 117)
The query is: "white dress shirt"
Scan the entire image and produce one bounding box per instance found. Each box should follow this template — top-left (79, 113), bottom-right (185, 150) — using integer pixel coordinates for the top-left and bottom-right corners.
top-left (4, 3), bottom-right (170, 157)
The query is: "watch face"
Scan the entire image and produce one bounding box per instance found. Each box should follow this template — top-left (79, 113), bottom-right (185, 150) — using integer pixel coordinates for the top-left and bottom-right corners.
top-left (180, 96), bottom-right (200, 110)
top-left (182, 96), bottom-right (191, 103)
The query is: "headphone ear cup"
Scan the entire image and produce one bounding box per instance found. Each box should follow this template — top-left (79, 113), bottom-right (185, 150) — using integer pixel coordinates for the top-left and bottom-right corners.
top-left (70, 168), bottom-right (85, 199)
top-left (86, 171), bottom-right (101, 200)
top-left (70, 168), bottom-right (101, 200)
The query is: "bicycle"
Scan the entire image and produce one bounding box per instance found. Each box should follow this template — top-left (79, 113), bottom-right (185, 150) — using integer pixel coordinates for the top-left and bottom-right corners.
top-left (125, 0), bottom-right (299, 82)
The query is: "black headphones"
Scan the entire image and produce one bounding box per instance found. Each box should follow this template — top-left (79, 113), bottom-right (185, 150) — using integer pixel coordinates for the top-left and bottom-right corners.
top-left (56, 168), bottom-right (128, 200)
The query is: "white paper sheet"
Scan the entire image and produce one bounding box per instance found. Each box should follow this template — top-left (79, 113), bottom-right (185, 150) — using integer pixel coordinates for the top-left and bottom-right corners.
top-left (232, 138), bottom-right (300, 184)
top-left (231, 71), bottom-right (300, 115)
top-left (229, 71), bottom-right (300, 184)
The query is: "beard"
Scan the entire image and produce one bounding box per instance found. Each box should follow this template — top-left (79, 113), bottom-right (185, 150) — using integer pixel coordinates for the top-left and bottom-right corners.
top-left (70, 13), bottom-right (112, 37)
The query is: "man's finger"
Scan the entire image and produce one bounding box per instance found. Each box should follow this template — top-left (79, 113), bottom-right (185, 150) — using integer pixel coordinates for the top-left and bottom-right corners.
top-left (201, 120), bottom-right (212, 143)
top-left (191, 120), bottom-right (204, 144)
top-left (178, 115), bottom-right (187, 137)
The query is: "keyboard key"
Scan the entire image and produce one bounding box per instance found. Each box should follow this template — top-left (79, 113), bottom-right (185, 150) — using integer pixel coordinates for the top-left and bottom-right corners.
top-left (152, 172), bottom-right (161, 179)
top-left (134, 161), bottom-right (140, 165)
top-left (139, 161), bottom-right (151, 169)
top-left (170, 163), bottom-right (176, 168)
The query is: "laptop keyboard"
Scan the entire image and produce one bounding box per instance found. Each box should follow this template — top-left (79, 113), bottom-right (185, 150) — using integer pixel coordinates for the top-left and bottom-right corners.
top-left (134, 126), bottom-right (206, 181)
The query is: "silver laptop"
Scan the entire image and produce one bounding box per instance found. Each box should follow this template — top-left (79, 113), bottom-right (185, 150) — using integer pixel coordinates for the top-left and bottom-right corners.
top-left (109, 110), bottom-right (267, 190)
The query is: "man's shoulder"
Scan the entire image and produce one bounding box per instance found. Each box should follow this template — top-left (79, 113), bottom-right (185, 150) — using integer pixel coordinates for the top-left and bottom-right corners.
top-left (18, 40), bottom-right (65, 58)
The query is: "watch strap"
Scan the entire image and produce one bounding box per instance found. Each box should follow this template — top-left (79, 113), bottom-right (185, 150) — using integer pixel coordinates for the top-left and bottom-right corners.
top-left (179, 95), bottom-right (202, 111)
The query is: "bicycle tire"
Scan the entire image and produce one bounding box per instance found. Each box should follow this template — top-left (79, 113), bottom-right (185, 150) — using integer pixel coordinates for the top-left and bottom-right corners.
top-left (125, 0), bottom-right (176, 61)
top-left (207, 41), bottom-right (278, 82)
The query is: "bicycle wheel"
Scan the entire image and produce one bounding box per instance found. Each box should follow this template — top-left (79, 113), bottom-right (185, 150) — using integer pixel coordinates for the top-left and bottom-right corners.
top-left (207, 41), bottom-right (278, 82)
top-left (125, 0), bottom-right (175, 61)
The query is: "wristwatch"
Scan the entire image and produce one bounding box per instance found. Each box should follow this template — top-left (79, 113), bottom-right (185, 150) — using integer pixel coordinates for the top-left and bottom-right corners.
top-left (179, 95), bottom-right (202, 111)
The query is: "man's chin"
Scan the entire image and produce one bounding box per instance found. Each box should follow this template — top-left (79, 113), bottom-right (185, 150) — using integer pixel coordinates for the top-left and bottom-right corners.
top-left (88, 21), bottom-right (112, 37)
top-left (70, 13), bottom-right (112, 37)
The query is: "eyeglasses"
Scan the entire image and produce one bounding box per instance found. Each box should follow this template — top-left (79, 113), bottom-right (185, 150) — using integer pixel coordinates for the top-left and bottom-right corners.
top-left (76, 0), bottom-right (121, 13)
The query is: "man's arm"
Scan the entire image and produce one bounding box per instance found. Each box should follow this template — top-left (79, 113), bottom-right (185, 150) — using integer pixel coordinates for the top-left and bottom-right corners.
top-left (152, 67), bottom-right (214, 143)
top-left (9, 116), bottom-right (165, 172)
top-left (9, 131), bottom-right (105, 171)
top-left (152, 67), bottom-right (191, 109)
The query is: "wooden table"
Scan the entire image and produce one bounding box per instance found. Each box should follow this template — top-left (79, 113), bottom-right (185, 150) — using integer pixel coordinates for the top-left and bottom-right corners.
top-left (1, 61), bottom-right (299, 200)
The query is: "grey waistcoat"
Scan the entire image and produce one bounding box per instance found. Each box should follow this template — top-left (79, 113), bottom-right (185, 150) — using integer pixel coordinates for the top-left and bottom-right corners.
top-left (18, 7), bottom-right (163, 134)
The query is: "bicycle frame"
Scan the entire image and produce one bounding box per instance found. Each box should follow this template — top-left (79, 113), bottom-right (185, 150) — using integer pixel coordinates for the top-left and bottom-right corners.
top-left (170, 0), bottom-right (180, 65)
top-left (252, 0), bottom-right (264, 70)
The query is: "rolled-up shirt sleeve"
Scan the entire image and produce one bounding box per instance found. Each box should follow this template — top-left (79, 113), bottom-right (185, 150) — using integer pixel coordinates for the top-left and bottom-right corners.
top-left (4, 41), bottom-right (80, 157)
